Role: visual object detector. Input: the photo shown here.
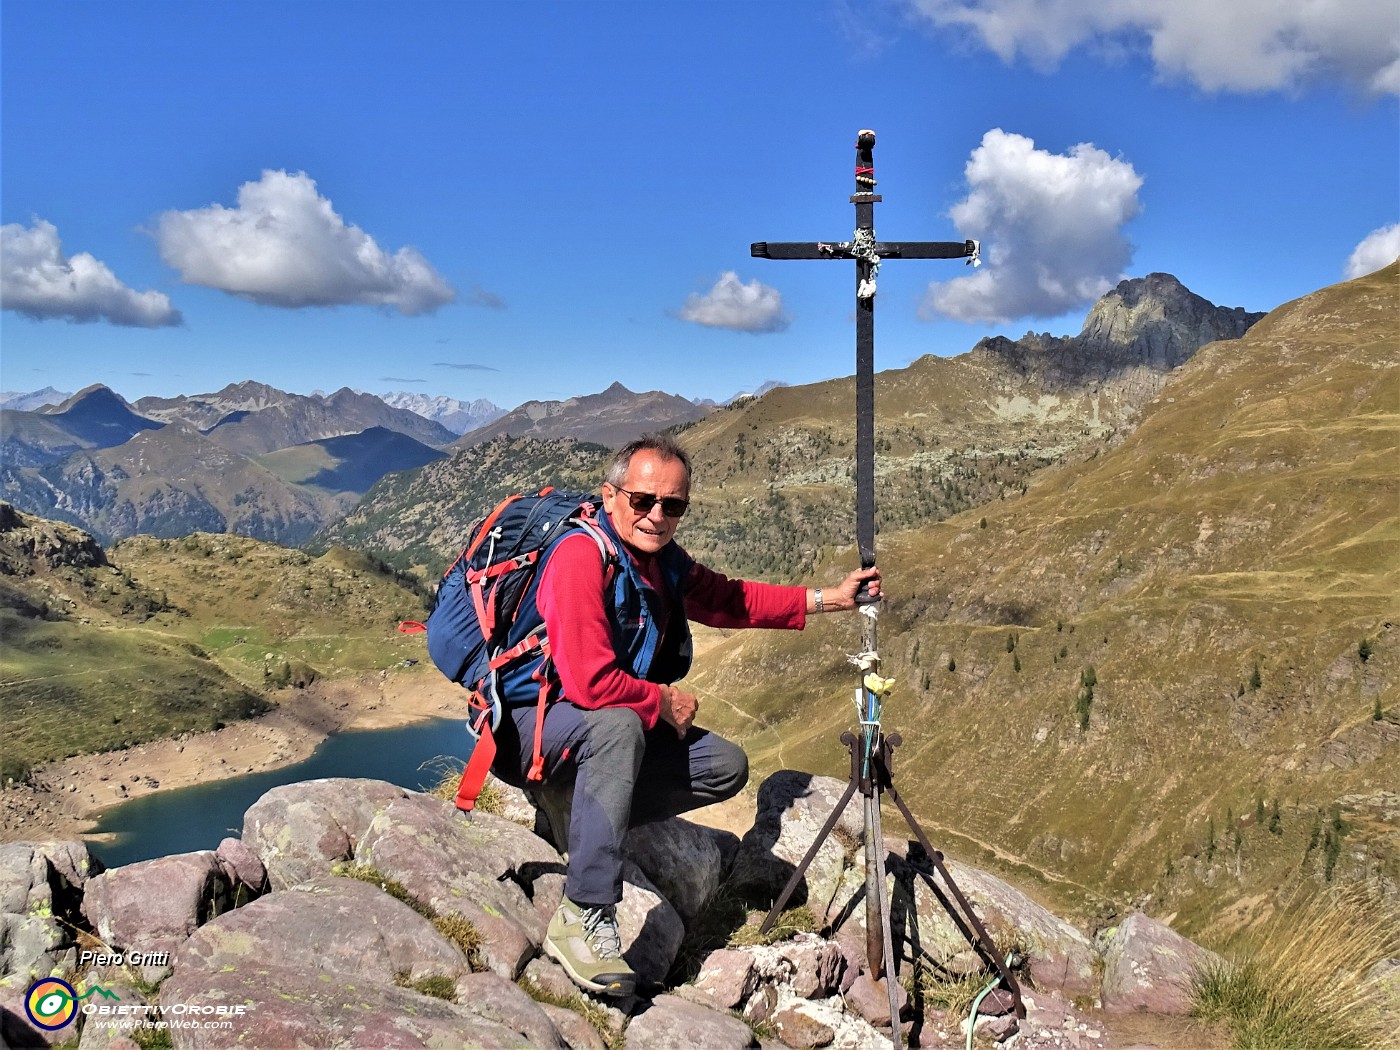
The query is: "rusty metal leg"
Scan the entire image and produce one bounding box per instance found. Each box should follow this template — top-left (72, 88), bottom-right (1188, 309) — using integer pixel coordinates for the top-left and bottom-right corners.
top-left (881, 735), bottom-right (1026, 1021)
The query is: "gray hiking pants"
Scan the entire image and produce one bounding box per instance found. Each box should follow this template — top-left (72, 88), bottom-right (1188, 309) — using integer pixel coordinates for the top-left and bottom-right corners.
top-left (495, 702), bottom-right (749, 906)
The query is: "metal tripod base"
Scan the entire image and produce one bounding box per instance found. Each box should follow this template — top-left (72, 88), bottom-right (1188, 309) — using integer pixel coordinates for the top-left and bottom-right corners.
top-left (758, 731), bottom-right (1026, 1045)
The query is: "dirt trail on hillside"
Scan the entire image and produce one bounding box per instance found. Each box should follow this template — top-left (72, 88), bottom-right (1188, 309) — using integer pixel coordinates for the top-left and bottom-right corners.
top-left (0, 671), bottom-right (470, 845)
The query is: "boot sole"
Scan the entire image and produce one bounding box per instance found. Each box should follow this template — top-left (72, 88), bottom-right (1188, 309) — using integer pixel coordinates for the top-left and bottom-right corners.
top-left (543, 938), bottom-right (636, 997)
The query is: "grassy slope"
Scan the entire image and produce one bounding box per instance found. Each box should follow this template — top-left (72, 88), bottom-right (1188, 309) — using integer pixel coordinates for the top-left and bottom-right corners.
top-left (312, 437), bottom-right (611, 575)
top-left (684, 264), bottom-right (1399, 936)
top-left (673, 351), bottom-right (1120, 582)
top-left (0, 519), bottom-right (433, 781)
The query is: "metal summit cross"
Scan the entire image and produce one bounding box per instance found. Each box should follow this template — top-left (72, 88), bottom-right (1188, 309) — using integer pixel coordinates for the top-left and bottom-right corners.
top-left (752, 129), bottom-right (978, 591)
top-left (752, 131), bottom-right (1023, 1046)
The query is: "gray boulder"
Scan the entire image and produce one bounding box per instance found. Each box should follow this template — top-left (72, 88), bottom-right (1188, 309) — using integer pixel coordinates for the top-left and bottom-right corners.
top-left (173, 876), bottom-right (469, 985)
top-left (784, 934), bottom-right (845, 999)
top-left (485, 774), bottom-right (541, 826)
top-left (73, 981), bottom-right (146, 1050)
top-left (845, 971), bottom-right (909, 1026)
top-left (883, 849), bottom-right (1098, 997)
top-left (625, 993), bottom-right (758, 1049)
top-left (158, 962), bottom-right (534, 1049)
top-left (82, 851), bottom-right (234, 981)
top-left (540, 1002), bottom-right (610, 1050)
top-left (353, 791), bottom-right (564, 979)
top-left (770, 1002), bottom-right (836, 1048)
top-left (0, 978), bottom-right (70, 1047)
top-left (241, 777), bottom-right (412, 890)
top-left (729, 771), bottom-right (865, 915)
top-left (1098, 911), bottom-right (1224, 1014)
top-left (694, 948), bottom-right (759, 1009)
top-left (0, 841), bottom-right (93, 912)
top-left (214, 837), bottom-right (268, 903)
top-left (617, 860), bottom-right (686, 988)
top-left (0, 840), bottom-right (94, 980)
top-left (624, 817), bottom-right (723, 925)
top-left (454, 971), bottom-right (567, 1048)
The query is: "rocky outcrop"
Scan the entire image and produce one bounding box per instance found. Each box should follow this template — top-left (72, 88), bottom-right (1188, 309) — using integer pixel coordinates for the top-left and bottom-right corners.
top-left (1098, 911), bottom-right (1224, 1014)
top-left (0, 840), bottom-right (93, 981)
top-left (0, 772), bottom-right (1230, 1049)
top-left (0, 504), bottom-right (108, 577)
top-left (974, 273), bottom-right (1264, 383)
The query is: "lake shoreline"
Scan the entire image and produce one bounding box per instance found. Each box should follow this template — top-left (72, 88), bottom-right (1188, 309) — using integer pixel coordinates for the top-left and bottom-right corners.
top-left (0, 670), bottom-right (472, 847)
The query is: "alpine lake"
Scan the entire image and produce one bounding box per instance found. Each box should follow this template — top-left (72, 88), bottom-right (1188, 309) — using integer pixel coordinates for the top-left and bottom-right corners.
top-left (85, 718), bottom-right (467, 869)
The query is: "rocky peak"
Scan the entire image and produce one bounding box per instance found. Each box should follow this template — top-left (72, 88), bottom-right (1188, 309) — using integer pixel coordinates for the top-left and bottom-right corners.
top-left (54, 384), bottom-right (131, 414)
top-left (1075, 273), bottom-right (1264, 369)
top-left (970, 273), bottom-right (1265, 388)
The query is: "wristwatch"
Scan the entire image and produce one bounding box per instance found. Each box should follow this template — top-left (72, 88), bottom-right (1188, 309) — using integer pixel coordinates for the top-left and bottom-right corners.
top-left (814, 588), bottom-right (824, 613)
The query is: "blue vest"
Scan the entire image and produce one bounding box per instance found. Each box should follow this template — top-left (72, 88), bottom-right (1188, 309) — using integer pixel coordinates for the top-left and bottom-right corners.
top-left (494, 512), bottom-right (695, 707)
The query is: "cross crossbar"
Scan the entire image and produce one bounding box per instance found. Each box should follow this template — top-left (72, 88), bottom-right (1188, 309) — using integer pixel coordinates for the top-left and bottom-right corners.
top-left (751, 239), bottom-right (977, 261)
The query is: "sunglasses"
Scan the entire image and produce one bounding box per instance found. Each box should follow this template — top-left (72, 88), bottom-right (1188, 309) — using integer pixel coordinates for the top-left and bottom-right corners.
top-left (612, 486), bottom-right (689, 518)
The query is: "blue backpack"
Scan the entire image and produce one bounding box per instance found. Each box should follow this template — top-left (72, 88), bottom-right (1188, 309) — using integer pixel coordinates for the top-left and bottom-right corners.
top-left (421, 488), bottom-right (616, 811)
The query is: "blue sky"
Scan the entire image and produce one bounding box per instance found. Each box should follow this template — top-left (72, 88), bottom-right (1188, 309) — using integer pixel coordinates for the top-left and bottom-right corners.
top-left (3, 1), bottom-right (1397, 410)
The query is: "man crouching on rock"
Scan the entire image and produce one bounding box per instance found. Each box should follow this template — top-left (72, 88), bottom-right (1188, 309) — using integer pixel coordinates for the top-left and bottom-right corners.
top-left (490, 432), bottom-right (880, 998)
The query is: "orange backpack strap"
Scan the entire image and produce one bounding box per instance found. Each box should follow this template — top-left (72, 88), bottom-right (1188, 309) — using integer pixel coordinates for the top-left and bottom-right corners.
top-left (526, 648), bottom-right (554, 782)
top-left (454, 721), bottom-right (497, 813)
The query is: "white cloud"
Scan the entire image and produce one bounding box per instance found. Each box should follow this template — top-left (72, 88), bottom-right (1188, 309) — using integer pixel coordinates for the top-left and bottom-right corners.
top-left (922, 129), bottom-right (1142, 324)
top-left (908, 0), bottom-right (1400, 96)
top-left (1344, 223), bottom-right (1400, 279)
top-left (155, 170), bottom-right (457, 315)
top-left (678, 271), bottom-right (790, 333)
top-left (1, 219), bottom-right (181, 328)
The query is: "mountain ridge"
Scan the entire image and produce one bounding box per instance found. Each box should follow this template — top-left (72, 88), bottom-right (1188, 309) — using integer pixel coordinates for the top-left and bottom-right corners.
top-left (453, 381), bottom-right (712, 449)
top-left (376, 391), bottom-right (505, 435)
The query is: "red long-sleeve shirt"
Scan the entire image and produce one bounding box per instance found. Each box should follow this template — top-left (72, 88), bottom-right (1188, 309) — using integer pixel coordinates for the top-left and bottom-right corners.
top-left (536, 531), bottom-right (806, 728)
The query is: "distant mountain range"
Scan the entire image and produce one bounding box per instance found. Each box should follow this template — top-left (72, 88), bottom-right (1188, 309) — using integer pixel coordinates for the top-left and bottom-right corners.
top-left (319, 272), bottom-right (1266, 580)
top-left (134, 382), bottom-right (458, 455)
top-left (0, 273), bottom-right (1262, 552)
top-left (377, 391), bottom-right (506, 435)
top-left (694, 380), bottom-right (789, 409)
top-left (0, 386), bottom-right (72, 412)
top-left (0, 383), bottom-right (456, 545)
top-left (0, 374), bottom-right (731, 545)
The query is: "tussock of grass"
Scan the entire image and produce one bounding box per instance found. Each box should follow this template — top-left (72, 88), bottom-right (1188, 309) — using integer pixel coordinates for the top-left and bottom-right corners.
top-left (667, 883), bottom-right (819, 986)
top-left (905, 935), bottom-right (1029, 1022)
top-left (1192, 891), bottom-right (1398, 1049)
top-left (336, 863), bottom-right (429, 917)
top-left (131, 1027), bottom-right (174, 1050)
top-left (393, 970), bottom-right (456, 1001)
top-left (421, 756), bottom-right (505, 815)
top-left (905, 966), bottom-right (989, 1019)
top-left (431, 913), bottom-right (482, 965)
top-left (727, 903), bottom-right (817, 947)
top-left (516, 973), bottom-right (621, 1046)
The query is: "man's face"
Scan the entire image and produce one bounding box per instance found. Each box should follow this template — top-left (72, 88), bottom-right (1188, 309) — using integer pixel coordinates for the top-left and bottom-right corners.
top-left (602, 450), bottom-right (690, 555)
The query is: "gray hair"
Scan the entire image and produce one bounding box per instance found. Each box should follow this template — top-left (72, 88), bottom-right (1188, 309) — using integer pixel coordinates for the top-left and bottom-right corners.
top-left (606, 433), bottom-right (692, 488)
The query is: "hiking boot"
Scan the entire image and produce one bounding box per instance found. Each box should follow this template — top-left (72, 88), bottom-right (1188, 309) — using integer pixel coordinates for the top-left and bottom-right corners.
top-left (529, 785), bottom-right (573, 856)
top-left (544, 895), bottom-right (636, 997)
